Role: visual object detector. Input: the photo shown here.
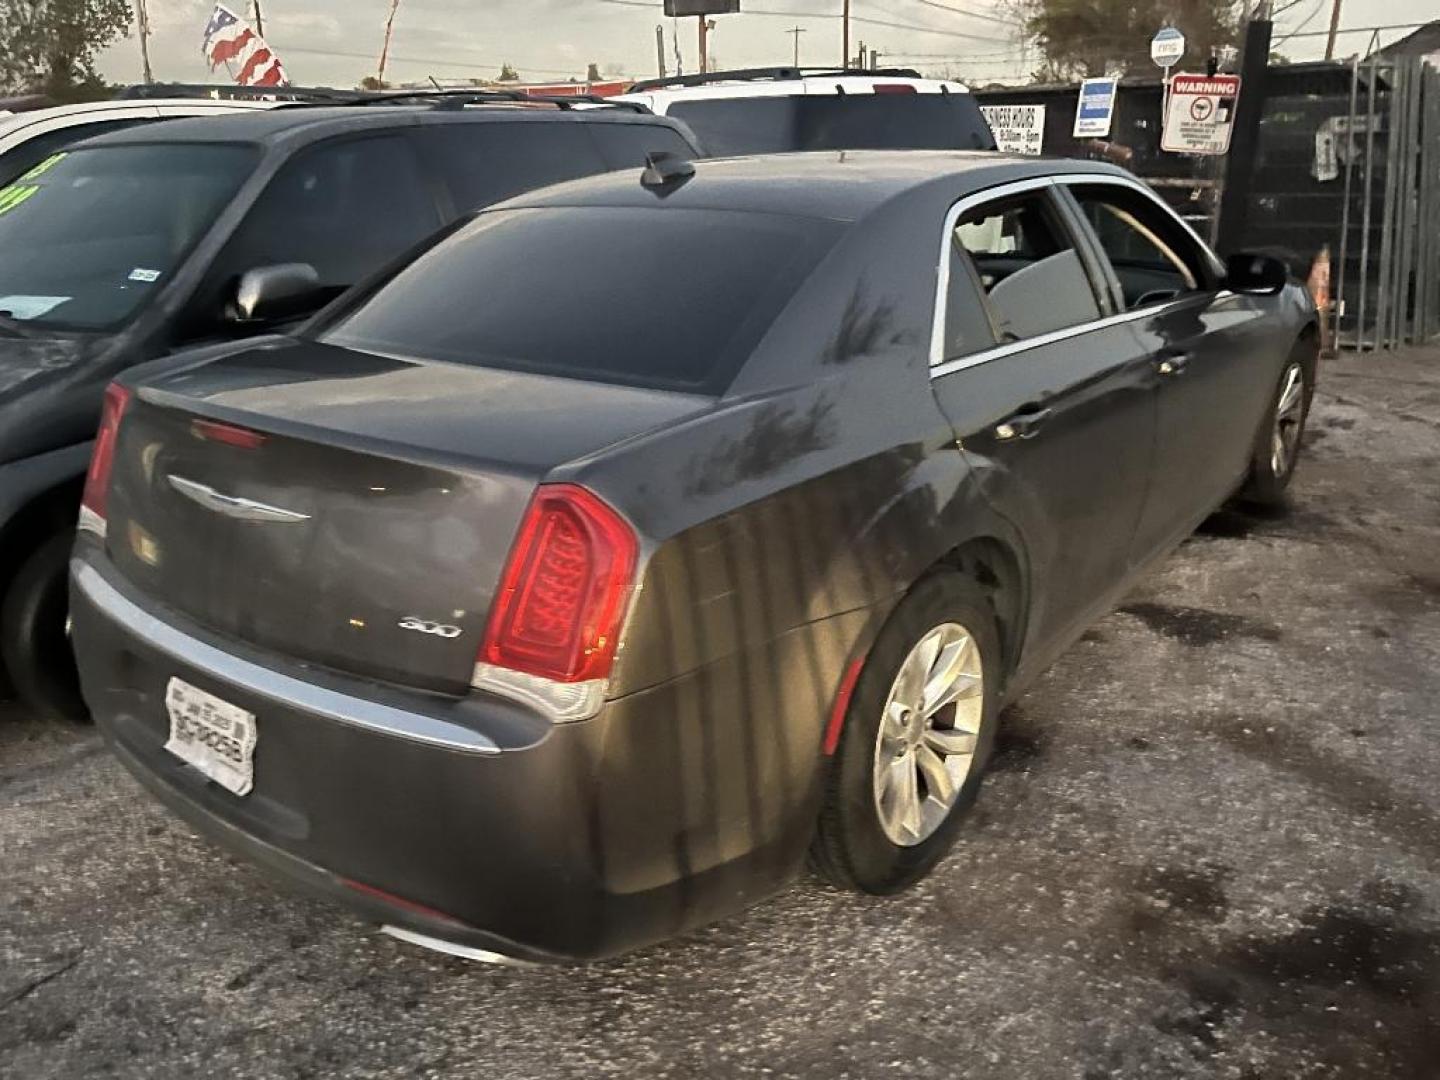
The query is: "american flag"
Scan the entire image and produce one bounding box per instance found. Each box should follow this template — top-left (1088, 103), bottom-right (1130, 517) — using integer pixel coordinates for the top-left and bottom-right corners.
top-left (202, 4), bottom-right (288, 88)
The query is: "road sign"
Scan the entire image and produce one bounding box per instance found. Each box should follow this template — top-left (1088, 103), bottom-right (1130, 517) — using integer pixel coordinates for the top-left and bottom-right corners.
top-left (1073, 77), bottom-right (1117, 138)
top-left (981, 103), bottom-right (1046, 156)
top-left (1161, 73), bottom-right (1242, 155)
top-left (1151, 26), bottom-right (1186, 68)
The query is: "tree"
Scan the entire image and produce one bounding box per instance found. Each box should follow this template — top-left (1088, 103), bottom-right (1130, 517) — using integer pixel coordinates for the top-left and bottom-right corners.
top-left (0, 0), bottom-right (134, 97)
top-left (497, 62), bottom-right (520, 82)
top-left (358, 75), bottom-right (390, 91)
top-left (1011, 0), bottom-right (1241, 82)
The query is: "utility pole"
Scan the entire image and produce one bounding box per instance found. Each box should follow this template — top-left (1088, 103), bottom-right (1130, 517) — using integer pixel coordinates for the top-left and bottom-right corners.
top-left (251, 0), bottom-right (264, 36)
top-left (698, 16), bottom-right (709, 74)
top-left (1324, 0), bottom-right (1343, 60)
top-left (134, 0), bottom-right (153, 83)
top-left (1216, 0), bottom-right (1274, 255)
top-left (656, 25), bottom-right (667, 77)
top-left (377, 0), bottom-right (402, 87)
top-left (842, 0), bottom-right (850, 69)
top-left (787, 25), bottom-right (806, 67)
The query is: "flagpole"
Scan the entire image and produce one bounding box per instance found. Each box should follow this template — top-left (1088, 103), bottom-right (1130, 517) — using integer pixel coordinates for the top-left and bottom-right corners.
top-left (251, 0), bottom-right (264, 37)
top-left (377, 0), bottom-right (403, 87)
top-left (134, 0), bottom-right (154, 83)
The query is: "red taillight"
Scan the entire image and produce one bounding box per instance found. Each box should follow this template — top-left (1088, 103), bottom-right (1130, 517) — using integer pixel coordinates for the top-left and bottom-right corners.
top-left (191, 418), bottom-right (267, 449)
top-left (80, 382), bottom-right (132, 525)
top-left (872, 83), bottom-right (917, 94)
top-left (481, 484), bottom-right (637, 684)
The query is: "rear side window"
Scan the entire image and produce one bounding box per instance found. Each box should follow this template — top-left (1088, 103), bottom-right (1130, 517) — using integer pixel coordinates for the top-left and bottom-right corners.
top-left (323, 207), bottom-right (841, 394)
top-left (667, 94), bottom-right (996, 156)
top-left (417, 123), bottom-right (607, 211)
top-left (223, 134), bottom-right (441, 291)
top-left (953, 192), bottom-right (1102, 343)
top-left (590, 122), bottom-right (697, 170)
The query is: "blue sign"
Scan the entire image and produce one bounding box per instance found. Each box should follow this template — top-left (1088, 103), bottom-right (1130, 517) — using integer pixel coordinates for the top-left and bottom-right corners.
top-left (1073, 77), bottom-right (1118, 138)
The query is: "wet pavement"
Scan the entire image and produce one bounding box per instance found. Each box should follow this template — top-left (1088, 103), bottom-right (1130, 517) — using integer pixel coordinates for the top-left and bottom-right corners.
top-left (2, 345), bottom-right (1439, 1079)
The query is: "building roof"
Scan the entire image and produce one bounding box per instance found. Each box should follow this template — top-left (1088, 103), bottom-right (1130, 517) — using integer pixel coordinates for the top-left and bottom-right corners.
top-left (1374, 22), bottom-right (1440, 60)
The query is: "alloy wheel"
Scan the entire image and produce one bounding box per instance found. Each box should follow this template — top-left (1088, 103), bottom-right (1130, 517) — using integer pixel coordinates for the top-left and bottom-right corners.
top-left (1271, 362), bottom-right (1306, 478)
top-left (871, 622), bottom-right (984, 847)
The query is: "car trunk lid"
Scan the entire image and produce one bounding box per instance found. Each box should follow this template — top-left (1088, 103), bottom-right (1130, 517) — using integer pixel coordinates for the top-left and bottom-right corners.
top-left (104, 339), bottom-right (709, 695)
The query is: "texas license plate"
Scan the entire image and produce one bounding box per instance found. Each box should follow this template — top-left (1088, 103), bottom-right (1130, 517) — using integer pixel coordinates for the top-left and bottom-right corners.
top-left (163, 677), bottom-right (257, 796)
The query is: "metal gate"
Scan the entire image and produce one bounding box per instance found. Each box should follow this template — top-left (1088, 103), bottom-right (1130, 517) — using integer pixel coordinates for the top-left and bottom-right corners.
top-left (1335, 56), bottom-right (1440, 350)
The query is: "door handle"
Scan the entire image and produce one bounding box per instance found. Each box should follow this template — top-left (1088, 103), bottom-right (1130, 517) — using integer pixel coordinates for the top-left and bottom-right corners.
top-left (1154, 352), bottom-right (1191, 376)
top-left (995, 406), bottom-right (1052, 441)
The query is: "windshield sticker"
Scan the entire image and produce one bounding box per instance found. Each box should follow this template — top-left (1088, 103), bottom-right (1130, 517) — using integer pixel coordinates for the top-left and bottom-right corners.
top-left (0, 185), bottom-right (39, 216)
top-left (0, 295), bottom-right (71, 320)
top-left (18, 152), bottom-right (67, 183)
top-left (128, 268), bottom-right (162, 283)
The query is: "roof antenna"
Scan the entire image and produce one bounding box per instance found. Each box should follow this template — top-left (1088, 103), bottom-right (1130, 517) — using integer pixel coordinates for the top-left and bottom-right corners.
top-left (640, 151), bottom-right (695, 192)
top-left (428, 75), bottom-right (442, 90)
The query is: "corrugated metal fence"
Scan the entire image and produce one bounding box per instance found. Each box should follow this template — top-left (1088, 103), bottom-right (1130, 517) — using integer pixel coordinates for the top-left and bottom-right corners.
top-left (976, 59), bottom-right (1440, 352)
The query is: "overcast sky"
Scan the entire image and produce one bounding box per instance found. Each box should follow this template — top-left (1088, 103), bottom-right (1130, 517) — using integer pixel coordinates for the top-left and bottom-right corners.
top-left (99, 0), bottom-right (1438, 90)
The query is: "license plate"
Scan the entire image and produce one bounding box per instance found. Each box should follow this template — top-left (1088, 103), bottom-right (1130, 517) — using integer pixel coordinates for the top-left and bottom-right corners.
top-left (163, 677), bottom-right (257, 796)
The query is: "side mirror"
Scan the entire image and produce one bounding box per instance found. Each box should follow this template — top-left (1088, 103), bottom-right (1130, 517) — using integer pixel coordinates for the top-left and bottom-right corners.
top-left (1225, 252), bottom-right (1289, 296)
top-left (228, 263), bottom-right (324, 324)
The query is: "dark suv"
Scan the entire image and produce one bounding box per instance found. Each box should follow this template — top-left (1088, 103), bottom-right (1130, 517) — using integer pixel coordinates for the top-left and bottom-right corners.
top-left (0, 96), bottom-right (701, 720)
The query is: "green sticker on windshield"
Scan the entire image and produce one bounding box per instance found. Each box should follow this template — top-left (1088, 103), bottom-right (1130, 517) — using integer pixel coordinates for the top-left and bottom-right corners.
top-left (0, 185), bottom-right (39, 216)
top-left (18, 152), bottom-right (66, 183)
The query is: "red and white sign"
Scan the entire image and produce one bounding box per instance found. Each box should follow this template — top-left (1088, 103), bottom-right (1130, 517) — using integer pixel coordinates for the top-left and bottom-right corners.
top-left (1162, 73), bottom-right (1241, 155)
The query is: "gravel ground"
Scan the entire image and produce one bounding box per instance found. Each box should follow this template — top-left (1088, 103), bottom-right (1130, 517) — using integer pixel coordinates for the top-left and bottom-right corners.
top-left (2, 345), bottom-right (1439, 1080)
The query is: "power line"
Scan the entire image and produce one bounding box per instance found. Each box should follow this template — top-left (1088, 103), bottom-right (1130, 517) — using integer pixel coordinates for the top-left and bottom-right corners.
top-left (280, 44), bottom-right (603, 80)
top-left (1273, 0), bottom-right (1327, 48)
top-left (888, 0), bottom-right (1016, 28)
top-left (596, 0), bottom-right (1000, 42)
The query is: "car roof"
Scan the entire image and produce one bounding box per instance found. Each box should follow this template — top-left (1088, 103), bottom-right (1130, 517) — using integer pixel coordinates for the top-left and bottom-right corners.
top-left (77, 103), bottom-right (681, 150)
top-left (0, 97), bottom-right (280, 137)
top-left (618, 72), bottom-right (970, 110)
top-left (500, 150), bottom-right (1127, 223)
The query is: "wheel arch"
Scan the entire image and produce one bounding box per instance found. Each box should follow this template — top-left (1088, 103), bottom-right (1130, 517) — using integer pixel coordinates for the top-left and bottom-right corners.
top-left (926, 534), bottom-right (1029, 690)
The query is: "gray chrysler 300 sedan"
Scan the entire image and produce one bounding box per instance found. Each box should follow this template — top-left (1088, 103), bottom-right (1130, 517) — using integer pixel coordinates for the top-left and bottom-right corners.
top-left (70, 151), bottom-right (1317, 962)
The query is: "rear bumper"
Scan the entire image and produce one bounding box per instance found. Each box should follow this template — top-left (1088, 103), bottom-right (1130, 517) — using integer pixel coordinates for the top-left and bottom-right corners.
top-left (71, 546), bottom-right (858, 960)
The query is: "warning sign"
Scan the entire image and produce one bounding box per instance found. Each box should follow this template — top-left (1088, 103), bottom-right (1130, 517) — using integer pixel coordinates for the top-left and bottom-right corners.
top-left (1162, 73), bottom-right (1241, 155)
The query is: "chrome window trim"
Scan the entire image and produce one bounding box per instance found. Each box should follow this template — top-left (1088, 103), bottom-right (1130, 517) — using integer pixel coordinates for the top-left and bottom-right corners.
top-left (929, 171), bottom-right (1229, 379)
top-left (73, 560), bottom-right (501, 756)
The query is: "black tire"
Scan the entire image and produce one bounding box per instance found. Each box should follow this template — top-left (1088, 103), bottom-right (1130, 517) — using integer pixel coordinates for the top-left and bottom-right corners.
top-left (811, 572), bottom-right (1002, 894)
top-left (0, 532), bottom-right (89, 723)
top-left (1240, 345), bottom-right (1314, 508)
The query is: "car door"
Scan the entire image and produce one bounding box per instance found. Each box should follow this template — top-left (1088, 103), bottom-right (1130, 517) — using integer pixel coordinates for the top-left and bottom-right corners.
top-left (928, 181), bottom-right (1158, 651)
top-left (1061, 180), bottom-right (1277, 557)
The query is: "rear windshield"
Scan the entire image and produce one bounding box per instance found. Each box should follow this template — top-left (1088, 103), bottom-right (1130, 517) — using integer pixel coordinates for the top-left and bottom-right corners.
top-left (0, 143), bottom-right (257, 331)
top-left (667, 94), bottom-right (997, 156)
top-left (322, 207), bottom-right (841, 394)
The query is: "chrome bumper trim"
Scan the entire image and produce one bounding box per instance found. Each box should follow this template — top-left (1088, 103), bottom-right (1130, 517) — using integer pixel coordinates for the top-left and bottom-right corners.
top-left (72, 560), bottom-right (501, 756)
top-left (380, 925), bottom-right (541, 967)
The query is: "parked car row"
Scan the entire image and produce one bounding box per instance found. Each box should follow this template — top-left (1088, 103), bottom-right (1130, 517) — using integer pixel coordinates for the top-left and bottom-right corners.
top-left (2, 71), bottom-right (1316, 963)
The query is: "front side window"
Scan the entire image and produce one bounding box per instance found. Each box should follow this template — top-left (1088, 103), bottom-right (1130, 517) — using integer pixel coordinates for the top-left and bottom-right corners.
top-left (952, 192), bottom-right (1102, 343)
top-left (222, 135), bottom-right (441, 293)
top-left (322, 206), bottom-right (841, 394)
top-left (0, 143), bottom-right (258, 331)
top-left (1069, 184), bottom-right (1212, 310)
